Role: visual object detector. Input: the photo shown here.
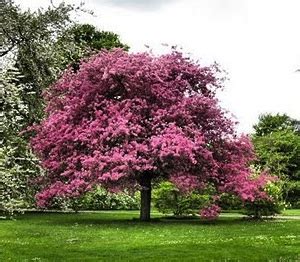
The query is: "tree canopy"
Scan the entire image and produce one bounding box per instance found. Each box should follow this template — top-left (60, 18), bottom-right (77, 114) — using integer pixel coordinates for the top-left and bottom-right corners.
top-left (252, 113), bottom-right (300, 179)
top-left (252, 113), bottom-right (300, 207)
top-left (253, 113), bottom-right (300, 137)
top-left (1, 0), bottom-right (128, 124)
top-left (30, 49), bottom-right (272, 220)
top-left (0, 68), bottom-right (41, 215)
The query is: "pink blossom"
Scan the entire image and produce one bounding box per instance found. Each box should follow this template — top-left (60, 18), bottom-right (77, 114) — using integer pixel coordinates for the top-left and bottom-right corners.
top-left (200, 204), bottom-right (221, 220)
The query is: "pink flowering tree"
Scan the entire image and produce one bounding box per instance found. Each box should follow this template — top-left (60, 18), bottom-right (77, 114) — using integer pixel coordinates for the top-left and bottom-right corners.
top-left (30, 49), bottom-right (271, 221)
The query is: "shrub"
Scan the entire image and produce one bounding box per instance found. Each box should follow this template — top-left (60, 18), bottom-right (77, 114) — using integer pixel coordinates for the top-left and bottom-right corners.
top-left (218, 193), bottom-right (243, 211)
top-left (200, 204), bottom-right (221, 220)
top-left (73, 186), bottom-right (140, 211)
top-left (283, 180), bottom-right (300, 208)
top-left (243, 181), bottom-right (284, 218)
top-left (152, 182), bottom-right (209, 216)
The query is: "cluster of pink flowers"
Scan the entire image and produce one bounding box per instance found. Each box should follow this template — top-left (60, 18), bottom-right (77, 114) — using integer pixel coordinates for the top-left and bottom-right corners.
top-left (30, 49), bottom-right (273, 212)
top-left (200, 204), bottom-right (221, 220)
top-left (170, 172), bottom-right (203, 193)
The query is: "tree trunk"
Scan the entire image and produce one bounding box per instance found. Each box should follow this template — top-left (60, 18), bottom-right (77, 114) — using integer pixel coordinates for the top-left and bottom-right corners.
top-left (139, 175), bottom-right (152, 221)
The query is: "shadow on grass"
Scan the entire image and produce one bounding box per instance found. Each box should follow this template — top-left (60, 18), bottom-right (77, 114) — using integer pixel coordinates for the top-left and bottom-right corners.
top-left (10, 211), bottom-right (271, 228)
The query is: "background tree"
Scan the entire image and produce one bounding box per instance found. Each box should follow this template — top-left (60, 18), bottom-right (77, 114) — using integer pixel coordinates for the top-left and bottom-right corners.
top-left (0, 0), bottom-right (128, 215)
top-left (253, 113), bottom-right (300, 137)
top-left (0, 68), bottom-right (41, 216)
top-left (1, 0), bottom-right (128, 124)
top-left (55, 23), bottom-right (129, 72)
top-left (30, 49), bottom-right (273, 221)
top-left (1, 0), bottom-right (75, 123)
top-left (252, 113), bottom-right (300, 206)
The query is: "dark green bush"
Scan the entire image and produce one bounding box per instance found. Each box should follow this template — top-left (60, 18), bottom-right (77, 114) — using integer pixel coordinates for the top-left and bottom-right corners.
top-left (283, 180), bottom-right (300, 208)
top-left (152, 182), bottom-right (209, 216)
top-left (243, 199), bottom-right (283, 218)
top-left (218, 193), bottom-right (243, 210)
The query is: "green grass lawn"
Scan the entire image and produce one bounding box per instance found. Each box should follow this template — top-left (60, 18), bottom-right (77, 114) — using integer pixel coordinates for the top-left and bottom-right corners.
top-left (282, 209), bottom-right (300, 216)
top-left (1, 211), bottom-right (300, 261)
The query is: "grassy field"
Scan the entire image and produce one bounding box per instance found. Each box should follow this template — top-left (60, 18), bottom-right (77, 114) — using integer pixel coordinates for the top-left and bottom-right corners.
top-left (1, 211), bottom-right (300, 261)
top-left (282, 209), bottom-right (300, 216)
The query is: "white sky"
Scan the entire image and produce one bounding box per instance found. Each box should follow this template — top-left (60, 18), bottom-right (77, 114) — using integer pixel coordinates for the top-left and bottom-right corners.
top-left (16, 0), bottom-right (300, 133)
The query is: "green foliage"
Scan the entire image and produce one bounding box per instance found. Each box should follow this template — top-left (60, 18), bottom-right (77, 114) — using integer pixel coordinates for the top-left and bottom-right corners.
top-left (55, 24), bottom-right (129, 71)
top-left (71, 187), bottom-right (140, 211)
top-left (0, 145), bottom-right (38, 216)
top-left (0, 68), bottom-right (41, 217)
top-left (218, 193), bottom-right (243, 210)
top-left (1, 1), bottom-right (128, 124)
top-left (253, 113), bottom-right (299, 137)
top-left (253, 130), bottom-right (300, 178)
top-left (1, 68), bottom-right (27, 136)
top-left (252, 113), bottom-right (300, 207)
top-left (1, 0), bottom-right (77, 123)
top-left (152, 182), bottom-right (209, 216)
top-left (284, 181), bottom-right (300, 208)
top-left (244, 199), bottom-right (282, 218)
